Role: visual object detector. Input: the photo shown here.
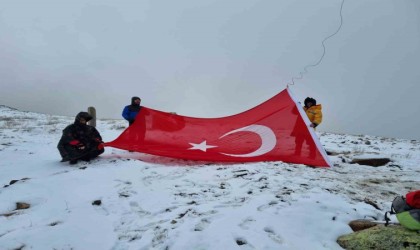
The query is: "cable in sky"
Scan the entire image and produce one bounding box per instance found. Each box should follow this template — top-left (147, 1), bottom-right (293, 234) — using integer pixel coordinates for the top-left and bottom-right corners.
top-left (288, 0), bottom-right (345, 86)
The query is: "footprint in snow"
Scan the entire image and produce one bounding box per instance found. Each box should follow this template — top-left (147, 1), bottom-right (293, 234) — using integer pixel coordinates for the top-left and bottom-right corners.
top-left (194, 218), bottom-right (211, 231)
top-left (235, 237), bottom-right (256, 249)
top-left (114, 179), bottom-right (137, 198)
top-left (129, 201), bottom-right (151, 216)
top-left (151, 226), bottom-right (169, 248)
top-left (239, 217), bottom-right (256, 230)
top-left (257, 200), bottom-right (278, 211)
top-left (264, 227), bottom-right (284, 244)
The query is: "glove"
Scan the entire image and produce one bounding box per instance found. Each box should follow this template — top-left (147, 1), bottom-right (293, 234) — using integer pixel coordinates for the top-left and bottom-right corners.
top-left (70, 140), bottom-right (85, 150)
top-left (95, 138), bottom-right (104, 143)
top-left (97, 143), bottom-right (104, 150)
top-left (69, 140), bottom-right (81, 146)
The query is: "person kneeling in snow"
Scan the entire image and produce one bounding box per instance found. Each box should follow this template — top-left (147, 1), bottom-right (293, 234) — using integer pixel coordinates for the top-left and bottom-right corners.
top-left (57, 112), bottom-right (105, 164)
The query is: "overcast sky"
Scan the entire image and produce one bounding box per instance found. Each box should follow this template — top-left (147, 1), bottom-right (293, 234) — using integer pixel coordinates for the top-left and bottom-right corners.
top-left (1, 0), bottom-right (419, 140)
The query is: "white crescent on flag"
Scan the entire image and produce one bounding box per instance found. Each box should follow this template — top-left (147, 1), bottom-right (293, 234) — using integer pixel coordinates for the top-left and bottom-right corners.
top-left (219, 125), bottom-right (277, 157)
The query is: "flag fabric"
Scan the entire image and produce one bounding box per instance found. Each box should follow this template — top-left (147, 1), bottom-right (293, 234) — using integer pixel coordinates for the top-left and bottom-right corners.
top-left (104, 88), bottom-right (331, 167)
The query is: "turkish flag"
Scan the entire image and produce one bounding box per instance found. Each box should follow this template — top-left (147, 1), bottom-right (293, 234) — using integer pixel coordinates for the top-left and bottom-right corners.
top-left (104, 88), bottom-right (331, 167)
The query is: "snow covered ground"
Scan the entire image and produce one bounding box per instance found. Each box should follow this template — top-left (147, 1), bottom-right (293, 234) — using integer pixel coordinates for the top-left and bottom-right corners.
top-left (0, 105), bottom-right (419, 250)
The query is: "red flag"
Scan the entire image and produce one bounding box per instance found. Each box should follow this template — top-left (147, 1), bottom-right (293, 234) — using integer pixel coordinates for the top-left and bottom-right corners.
top-left (104, 88), bottom-right (331, 167)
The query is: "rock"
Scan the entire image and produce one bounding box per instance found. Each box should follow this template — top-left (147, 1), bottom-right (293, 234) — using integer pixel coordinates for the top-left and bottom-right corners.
top-left (350, 158), bottom-right (391, 167)
top-left (0, 211), bottom-right (17, 217)
top-left (363, 198), bottom-right (381, 210)
top-left (16, 202), bottom-right (30, 210)
top-left (326, 150), bottom-right (340, 156)
top-left (92, 200), bottom-right (102, 206)
top-left (4, 178), bottom-right (30, 188)
top-left (337, 225), bottom-right (420, 249)
top-left (349, 219), bottom-right (378, 232)
top-left (9, 179), bottom-right (19, 185)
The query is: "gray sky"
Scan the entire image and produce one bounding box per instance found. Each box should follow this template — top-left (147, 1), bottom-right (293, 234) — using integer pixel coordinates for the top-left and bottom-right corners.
top-left (1, 0), bottom-right (419, 140)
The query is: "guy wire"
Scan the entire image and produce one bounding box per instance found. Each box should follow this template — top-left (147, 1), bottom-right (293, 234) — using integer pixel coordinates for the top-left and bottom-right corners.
top-left (288, 0), bottom-right (345, 86)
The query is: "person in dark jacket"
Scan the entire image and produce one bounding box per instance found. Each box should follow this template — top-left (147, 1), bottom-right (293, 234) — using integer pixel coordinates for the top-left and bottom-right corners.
top-left (122, 96), bottom-right (142, 126)
top-left (57, 112), bottom-right (105, 164)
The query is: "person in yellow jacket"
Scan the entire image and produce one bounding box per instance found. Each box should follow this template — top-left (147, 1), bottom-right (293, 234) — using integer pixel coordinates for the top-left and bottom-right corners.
top-left (303, 97), bottom-right (322, 128)
top-left (292, 97), bottom-right (323, 158)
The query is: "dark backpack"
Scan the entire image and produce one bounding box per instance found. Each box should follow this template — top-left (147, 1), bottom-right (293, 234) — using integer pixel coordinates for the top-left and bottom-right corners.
top-left (385, 190), bottom-right (420, 230)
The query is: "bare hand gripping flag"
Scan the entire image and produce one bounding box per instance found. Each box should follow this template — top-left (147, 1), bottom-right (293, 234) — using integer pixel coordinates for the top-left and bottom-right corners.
top-left (104, 88), bottom-right (331, 167)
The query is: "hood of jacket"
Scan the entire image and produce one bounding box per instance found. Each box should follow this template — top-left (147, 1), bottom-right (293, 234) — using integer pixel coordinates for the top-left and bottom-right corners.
top-left (74, 112), bottom-right (92, 124)
top-left (131, 96), bottom-right (141, 105)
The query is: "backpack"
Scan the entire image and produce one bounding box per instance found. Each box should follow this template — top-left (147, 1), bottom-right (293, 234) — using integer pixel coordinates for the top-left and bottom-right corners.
top-left (385, 190), bottom-right (420, 230)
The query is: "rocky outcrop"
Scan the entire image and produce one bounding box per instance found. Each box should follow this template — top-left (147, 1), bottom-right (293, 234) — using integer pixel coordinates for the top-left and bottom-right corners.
top-left (16, 202), bottom-right (30, 210)
top-left (348, 219), bottom-right (378, 232)
top-left (350, 158), bottom-right (391, 167)
top-left (337, 224), bottom-right (420, 249)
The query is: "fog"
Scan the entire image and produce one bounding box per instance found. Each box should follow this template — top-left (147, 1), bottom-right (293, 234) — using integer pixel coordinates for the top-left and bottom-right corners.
top-left (1, 0), bottom-right (419, 140)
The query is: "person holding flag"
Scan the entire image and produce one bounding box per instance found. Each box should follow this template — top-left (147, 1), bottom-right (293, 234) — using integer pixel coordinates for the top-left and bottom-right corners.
top-left (122, 96), bottom-right (142, 126)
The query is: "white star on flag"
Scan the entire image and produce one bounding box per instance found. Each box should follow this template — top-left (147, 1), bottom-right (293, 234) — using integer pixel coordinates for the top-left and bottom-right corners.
top-left (188, 140), bottom-right (217, 152)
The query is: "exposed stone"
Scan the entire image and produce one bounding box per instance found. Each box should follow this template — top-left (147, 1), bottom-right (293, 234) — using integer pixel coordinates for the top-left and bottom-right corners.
top-left (363, 198), bottom-right (381, 210)
top-left (12, 244), bottom-right (25, 250)
top-left (236, 238), bottom-right (247, 246)
top-left (92, 200), bottom-right (102, 206)
top-left (350, 158), bottom-right (391, 167)
top-left (49, 221), bottom-right (61, 226)
top-left (16, 202), bottom-right (30, 210)
top-left (326, 150), bottom-right (340, 156)
top-left (337, 225), bottom-right (420, 249)
top-left (4, 178), bottom-right (30, 188)
top-left (9, 180), bottom-right (19, 185)
top-left (0, 211), bottom-right (17, 217)
top-left (349, 219), bottom-right (378, 232)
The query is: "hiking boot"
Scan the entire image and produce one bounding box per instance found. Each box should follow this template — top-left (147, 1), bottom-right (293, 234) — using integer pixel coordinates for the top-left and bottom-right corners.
top-left (81, 155), bottom-right (91, 162)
